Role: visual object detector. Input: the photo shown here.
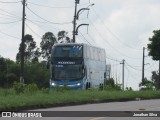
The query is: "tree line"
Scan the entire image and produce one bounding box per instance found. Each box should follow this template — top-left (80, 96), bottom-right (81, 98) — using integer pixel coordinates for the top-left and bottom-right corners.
top-left (0, 29), bottom-right (160, 90)
top-left (16, 31), bottom-right (71, 63)
top-left (0, 30), bottom-right (71, 88)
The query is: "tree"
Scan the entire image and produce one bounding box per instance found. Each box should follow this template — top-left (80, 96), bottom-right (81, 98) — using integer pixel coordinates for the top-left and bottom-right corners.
top-left (24, 62), bottom-right (50, 88)
top-left (40, 32), bottom-right (57, 61)
top-left (31, 48), bottom-right (41, 63)
top-left (57, 31), bottom-right (71, 43)
top-left (151, 71), bottom-right (159, 89)
top-left (126, 87), bottom-right (133, 91)
top-left (147, 29), bottom-right (160, 89)
top-left (0, 56), bottom-right (6, 87)
top-left (0, 56), bottom-right (19, 88)
top-left (16, 34), bottom-right (38, 63)
top-left (104, 78), bottom-right (121, 91)
top-left (105, 78), bottom-right (115, 88)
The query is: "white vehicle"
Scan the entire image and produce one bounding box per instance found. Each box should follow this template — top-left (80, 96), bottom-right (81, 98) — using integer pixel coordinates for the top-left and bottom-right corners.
top-left (49, 43), bottom-right (106, 90)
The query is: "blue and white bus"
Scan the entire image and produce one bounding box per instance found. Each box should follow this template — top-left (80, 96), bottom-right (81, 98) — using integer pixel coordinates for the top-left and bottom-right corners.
top-left (49, 43), bottom-right (106, 90)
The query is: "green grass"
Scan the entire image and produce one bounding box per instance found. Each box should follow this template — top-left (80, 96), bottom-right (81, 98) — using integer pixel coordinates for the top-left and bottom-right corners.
top-left (0, 89), bottom-right (160, 111)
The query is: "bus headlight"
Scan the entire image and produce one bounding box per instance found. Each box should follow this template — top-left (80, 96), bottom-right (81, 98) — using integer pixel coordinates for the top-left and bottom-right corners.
top-left (51, 82), bottom-right (55, 86)
top-left (76, 83), bottom-right (81, 86)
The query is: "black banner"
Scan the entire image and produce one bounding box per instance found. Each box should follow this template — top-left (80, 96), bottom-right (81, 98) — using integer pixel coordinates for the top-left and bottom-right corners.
top-left (0, 111), bottom-right (160, 117)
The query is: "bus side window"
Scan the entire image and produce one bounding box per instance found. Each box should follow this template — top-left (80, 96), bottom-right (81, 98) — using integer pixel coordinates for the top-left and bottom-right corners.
top-left (98, 50), bottom-right (100, 60)
top-left (96, 49), bottom-right (98, 60)
top-left (102, 51), bottom-right (105, 61)
top-left (90, 47), bottom-right (93, 59)
top-left (89, 47), bottom-right (91, 59)
top-left (93, 48), bottom-right (96, 60)
top-left (92, 48), bottom-right (94, 60)
top-left (99, 50), bottom-right (102, 61)
top-left (87, 46), bottom-right (90, 58)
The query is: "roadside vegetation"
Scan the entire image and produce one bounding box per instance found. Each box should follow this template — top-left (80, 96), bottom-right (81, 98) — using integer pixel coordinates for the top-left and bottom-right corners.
top-left (1, 29), bottom-right (160, 111)
top-left (0, 82), bottom-right (160, 111)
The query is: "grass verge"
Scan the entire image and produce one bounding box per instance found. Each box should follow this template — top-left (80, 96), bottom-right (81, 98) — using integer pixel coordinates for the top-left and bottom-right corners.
top-left (0, 89), bottom-right (160, 111)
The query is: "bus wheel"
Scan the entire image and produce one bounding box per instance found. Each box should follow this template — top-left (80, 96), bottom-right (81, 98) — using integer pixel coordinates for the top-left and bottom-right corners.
top-left (86, 82), bottom-right (90, 90)
top-left (88, 82), bottom-right (91, 88)
top-left (99, 84), bottom-right (103, 90)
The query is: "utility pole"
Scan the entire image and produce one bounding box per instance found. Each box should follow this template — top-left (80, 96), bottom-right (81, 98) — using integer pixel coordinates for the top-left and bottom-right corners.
top-left (120, 59), bottom-right (125, 91)
top-left (72, 0), bottom-right (79, 43)
top-left (142, 47), bottom-right (145, 86)
top-left (72, 0), bottom-right (93, 43)
top-left (20, 0), bottom-right (26, 83)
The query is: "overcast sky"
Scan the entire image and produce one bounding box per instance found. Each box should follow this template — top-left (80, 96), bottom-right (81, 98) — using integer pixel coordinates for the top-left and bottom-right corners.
top-left (0, 0), bottom-right (160, 90)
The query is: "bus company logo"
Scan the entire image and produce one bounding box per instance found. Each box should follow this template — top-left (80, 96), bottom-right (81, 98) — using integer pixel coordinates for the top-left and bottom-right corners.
top-left (2, 112), bottom-right (11, 117)
top-left (58, 61), bottom-right (75, 64)
top-left (2, 112), bottom-right (42, 118)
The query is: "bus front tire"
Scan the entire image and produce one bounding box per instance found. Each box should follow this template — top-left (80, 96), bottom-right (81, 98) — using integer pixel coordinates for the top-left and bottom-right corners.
top-left (86, 82), bottom-right (91, 90)
top-left (99, 84), bottom-right (103, 90)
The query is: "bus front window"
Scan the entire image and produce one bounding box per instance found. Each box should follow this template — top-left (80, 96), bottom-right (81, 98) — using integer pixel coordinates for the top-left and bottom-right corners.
top-left (52, 46), bottom-right (83, 58)
top-left (52, 65), bottom-right (83, 81)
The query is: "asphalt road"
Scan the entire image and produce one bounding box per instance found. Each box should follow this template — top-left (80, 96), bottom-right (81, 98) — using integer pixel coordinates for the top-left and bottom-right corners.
top-left (1, 99), bottom-right (160, 120)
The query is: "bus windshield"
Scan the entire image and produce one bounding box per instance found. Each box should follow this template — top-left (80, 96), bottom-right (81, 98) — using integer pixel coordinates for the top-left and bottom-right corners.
top-left (52, 45), bottom-right (83, 58)
top-left (52, 64), bottom-right (83, 81)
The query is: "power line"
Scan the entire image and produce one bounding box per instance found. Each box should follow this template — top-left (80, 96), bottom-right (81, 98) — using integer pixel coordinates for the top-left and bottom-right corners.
top-left (26, 6), bottom-right (72, 25)
top-left (79, 31), bottom-right (121, 62)
top-left (0, 12), bottom-right (19, 19)
top-left (0, 19), bottom-right (21, 24)
top-left (79, 31), bottom-right (92, 45)
top-left (88, 18), bottom-right (142, 60)
top-left (126, 62), bottom-right (142, 71)
top-left (0, 8), bottom-right (21, 18)
top-left (81, 32), bottom-right (122, 62)
top-left (106, 57), bottom-right (121, 63)
top-left (91, 7), bottom-right (142, 51)
top-left (0, 30), bottom-right (20, 40)
top-left (0, 16), bottom-right (18, 20)
top-left (27, 1), bottom-right (89, 9)
top-left (145, 63), bottom-right (156, 71)
top-left (125, 65), bottom-right (140, 82)
top-left (26, 19), bottom-right (62, 31)
top-left (27, 2), bottom-right (74, 9)
top-left (0, 0), bottom-right (21, 3)
top-left (79, 23), bottom-right (122, 62)
top-left (25, 23), bottom-right (42, 38)
top-left (26, 18), bottom-right (72, 29)
top-left (26, 19), bottom-right (72, 37)
top-left (76, 37), bottom-right (84, 43)
top-left (87, 33), bottom-right (96, 44)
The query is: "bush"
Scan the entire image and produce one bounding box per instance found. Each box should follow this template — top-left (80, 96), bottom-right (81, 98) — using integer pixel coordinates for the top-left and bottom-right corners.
top-left (104, 84), bottom-right (121, 91)
top-left (54, 85), bottom-right (60, 92)
top-left (41, 88), bottom-right (50, 94)
top-left (54, 84), bottom-right (69, 92)
top-left (13, 82), bottom-right (26, 94)
top-left (104, 85), bottom-right (114, 91)
top-left (62, 84), bottom-right (69, 92)
top-left (126, 87), bottom-right (133, 91)
top-left (114, 84), bottom-right (121, 91)
top-left (25, 83), bottom-right (38, 93)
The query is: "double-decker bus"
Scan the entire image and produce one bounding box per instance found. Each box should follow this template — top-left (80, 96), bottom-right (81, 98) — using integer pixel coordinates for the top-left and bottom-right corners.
top-left (49, 43), bottom-right (106, 90)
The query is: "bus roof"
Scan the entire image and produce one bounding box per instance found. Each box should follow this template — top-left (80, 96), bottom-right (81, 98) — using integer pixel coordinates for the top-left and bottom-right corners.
top-left (53, 43), bottom-right (105, 51)
top-left (53, 43), bottom-right (84, 47)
